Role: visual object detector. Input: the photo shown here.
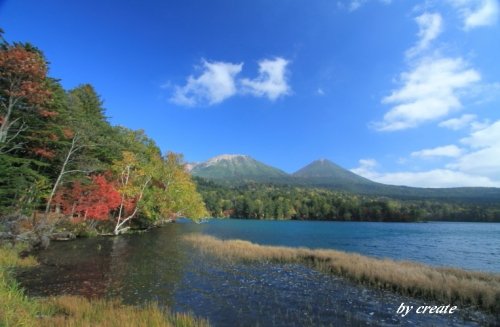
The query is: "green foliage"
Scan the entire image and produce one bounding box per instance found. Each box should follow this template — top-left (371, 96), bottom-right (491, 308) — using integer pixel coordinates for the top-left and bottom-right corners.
top-left (141, 152), bottom-right (208, 222)
top-left (192, 157), bottom-right (500, 203)
top-left (195, 178), bottom-right (500, 222)
top-left (0, 154), bottom-right (49, 215)
top-left (0, 31), bottom-right (208, 229)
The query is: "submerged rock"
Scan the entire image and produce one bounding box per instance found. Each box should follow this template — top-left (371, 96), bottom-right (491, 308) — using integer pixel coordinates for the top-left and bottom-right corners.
top-left (50, 231), bottom-right (76, 241)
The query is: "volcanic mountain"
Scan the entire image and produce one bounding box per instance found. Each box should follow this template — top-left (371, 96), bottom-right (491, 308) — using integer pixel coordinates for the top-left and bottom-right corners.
top-left (189, 155), bottom-right (500, 202)
top-left (189, 154), bottom-right (288, 181)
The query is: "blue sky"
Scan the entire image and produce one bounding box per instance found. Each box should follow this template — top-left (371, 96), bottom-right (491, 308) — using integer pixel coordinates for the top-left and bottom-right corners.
top-left (1, 0), bottom-right (499, 187)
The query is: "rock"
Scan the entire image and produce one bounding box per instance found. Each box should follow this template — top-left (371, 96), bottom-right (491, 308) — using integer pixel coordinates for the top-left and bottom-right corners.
top-left (0, 232), bottom-right (14, 240)
top-left (1, 214), bottom-right (32, 234)
top-left (15, 230), bottom-right (51, 250)
top-left (39, 235), bottom-right (50, 249)
top-left (50, 231), bottom-right (76, 241)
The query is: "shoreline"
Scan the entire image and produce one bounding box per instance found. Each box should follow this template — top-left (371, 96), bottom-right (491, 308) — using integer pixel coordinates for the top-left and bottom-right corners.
top-left (0, 244), bottom-right (210, 326)
top-left (184, 234), bottom-right (500, 313)
top-left (5, 224), bottom-right (498, 325)
top-left (207, 216), bottom-right (500, 223)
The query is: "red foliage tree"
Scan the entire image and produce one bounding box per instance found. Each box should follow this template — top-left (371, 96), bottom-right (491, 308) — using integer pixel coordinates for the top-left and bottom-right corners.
top-left (0, 44), bottom-right (52, 147)
top-left (54, 174), bottom-right (121, 221)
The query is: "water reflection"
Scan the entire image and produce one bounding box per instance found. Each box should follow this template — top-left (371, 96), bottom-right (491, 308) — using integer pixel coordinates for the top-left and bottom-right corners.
top-left (106, 225), bottom-right (190, 306)
top-left (17, 221), bottom-right (497, 326)
top-left (18, 236), bottom-right (115, 298)
top-left (19, 224), bottom-right (191, 305)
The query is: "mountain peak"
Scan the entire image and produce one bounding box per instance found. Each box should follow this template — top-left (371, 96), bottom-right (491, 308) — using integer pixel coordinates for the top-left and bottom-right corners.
top-left (315, 158), bottom-right (334, 164)
top-left (293, 159), bottom-right (344, 177)
top-left (190, 154), bottom-right (287, 180)
top-left (292, 158), bottom-right (374, 184)
top-left (205, 154), bottom-right (249, 166)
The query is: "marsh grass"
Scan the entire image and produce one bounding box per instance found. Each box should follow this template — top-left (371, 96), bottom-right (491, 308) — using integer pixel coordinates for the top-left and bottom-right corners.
top-left (184, 234), bottom-right (500, 312)
top-left (37, 296), bottom-right (210, 327)
top-left (0, 244), bottom-right (210, 327)
top-left (0, 244), bottom-right (51, 326)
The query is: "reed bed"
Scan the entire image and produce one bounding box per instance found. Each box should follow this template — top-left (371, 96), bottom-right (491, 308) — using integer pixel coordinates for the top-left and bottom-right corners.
top-left (38, 296), bottom-right (210, 327)
top-left (184, 234), bottom-right (500, 312)
top-left (0, 244), bottom-right (210, 327)
top-left (0, 244), bottom-right (48, 326)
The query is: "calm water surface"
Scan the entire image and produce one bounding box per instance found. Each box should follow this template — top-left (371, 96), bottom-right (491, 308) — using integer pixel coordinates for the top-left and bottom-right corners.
top-left (200, 220), bottom-right (500, 272)
top-left (18, 220), bottom-right (500, 326)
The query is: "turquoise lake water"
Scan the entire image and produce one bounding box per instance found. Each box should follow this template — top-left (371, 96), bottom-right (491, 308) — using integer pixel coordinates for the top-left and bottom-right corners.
top-left (18, 219), bottom-right (500, 326)
top-left (198, 219), bottom-right (500, 272)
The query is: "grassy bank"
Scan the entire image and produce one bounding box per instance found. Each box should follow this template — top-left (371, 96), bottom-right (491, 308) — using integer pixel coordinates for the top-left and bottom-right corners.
top-left (184, 234), bottom-right (500, 312)
top-left (0, 245), bottom-right (210, 327)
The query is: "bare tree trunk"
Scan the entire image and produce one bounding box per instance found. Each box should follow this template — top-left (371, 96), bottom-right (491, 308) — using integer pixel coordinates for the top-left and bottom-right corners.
top-left (114, 177), bottom-right (151, 235)
top-left (114, 165), bottom-right (131, 234)
top-left (0, 96), bottom-right (15, 143)
top-left (0, 96), bottom-right (27, 154)
top-left (44, 135), bottom-right (84, 217)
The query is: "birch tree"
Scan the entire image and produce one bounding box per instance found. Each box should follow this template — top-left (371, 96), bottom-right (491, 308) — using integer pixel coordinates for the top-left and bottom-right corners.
top-left (44, 134), bottom-right (86, 215)
top-left (112, 151), bottom-right (152, 235)
top-left (141, 152), bottom-right (208, 222)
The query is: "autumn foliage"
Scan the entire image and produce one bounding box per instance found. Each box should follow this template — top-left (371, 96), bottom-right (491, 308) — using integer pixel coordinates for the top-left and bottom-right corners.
top-left (0, 45), bottom-right (51, 105)
top-left (54, 174), bottom-right (121, 221)
top-left (1, 31), bottom-right (208, 229)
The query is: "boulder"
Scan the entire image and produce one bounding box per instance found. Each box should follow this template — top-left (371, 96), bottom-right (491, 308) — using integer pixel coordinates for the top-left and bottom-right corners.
top-left (50, 231), bottom-right (76, 241)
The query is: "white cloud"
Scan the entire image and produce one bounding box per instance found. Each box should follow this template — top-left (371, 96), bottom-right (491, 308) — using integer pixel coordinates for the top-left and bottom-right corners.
top-left (461, 120), bottom-right (500, 148)
top-left (354, 122), bottom-right (500, 186)
top-left (171, 60), bottom-right (243, 106)
top-left (439, 114), bottom-right (477, 130)
top-left (406, 13), bottom-right (443, 58)
top-left (317, 88), bottom-right (325, 96)
top-left (171, 57), bottom-right (292, 106)
top-left (447, 121), bottom-right (500, 179)
top-left (449, 0), bottom-right (500, 29)
top-left (351, 159), bottom-right (499, 187)
top-left (350, 158), bottom-right (380, 180)
top-left (470, 119), bottom-right (491, 131)
top-left (411, 145), bottom-right (464, 158)
top-left (450, 146), bottom-right (500, 177)
top-left (375, 57), bottom-right (480, 131)
top-left (240, 57), bottom-right (291, 101)
top-left (343, 0), bottom-right (392, 11)
top-left (349, 0), bottom-right (366, 11)
top-left (374, 169), bottom-right (498, 187)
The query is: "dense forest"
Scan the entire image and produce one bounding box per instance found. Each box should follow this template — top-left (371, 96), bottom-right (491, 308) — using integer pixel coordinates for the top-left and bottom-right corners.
top-left (0, 30), bottom-right (207, 241)
top-left (1, 29), bottom-right (499, 245)
top-left (195, 178), bottom-right (500, 222)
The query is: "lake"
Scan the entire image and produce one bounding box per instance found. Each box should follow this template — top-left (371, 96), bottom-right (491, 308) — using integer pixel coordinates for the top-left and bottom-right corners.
top-left (18, 220), bottom-right (500, 326)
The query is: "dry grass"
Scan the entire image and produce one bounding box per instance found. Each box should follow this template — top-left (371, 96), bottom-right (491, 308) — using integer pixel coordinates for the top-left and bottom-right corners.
top-left (0, 244), bottom-right (45, 326)
top-left (0, 244), bottom-right (210, 327)
top-left (184, 234), bottom-right (500, 312)
top-left (0, 244), bottom-right (38, 268)
top-left (38, 296), bottom-right (210, 327)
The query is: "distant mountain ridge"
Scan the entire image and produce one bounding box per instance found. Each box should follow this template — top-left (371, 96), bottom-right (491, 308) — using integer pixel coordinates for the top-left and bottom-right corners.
top-left (189, 154), bottom-right (500, 202)
top-left (293, 158), bottom-right (374, 184)
top-left (190, 154), bottom-right (288, 181)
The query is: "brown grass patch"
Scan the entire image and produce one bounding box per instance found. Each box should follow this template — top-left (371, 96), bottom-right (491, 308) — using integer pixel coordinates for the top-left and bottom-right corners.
top-left (38, 296), bottom-right (210, 327)
top-left (184, 234), bottom-right (500, 312)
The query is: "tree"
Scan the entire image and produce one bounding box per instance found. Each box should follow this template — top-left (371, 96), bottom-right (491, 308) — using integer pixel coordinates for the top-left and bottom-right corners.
top-left (53, 174), bottom-right (121, 221)
top-left (45, 134), bottom-right (87, 215)
top-left (142, 152), bottom-right (207, 221)
top-left (0, 41), bottom-right (51, 153)
top-left (65, 84), bottom-right (120, 168)
top-left (0, 37), bottom-right (54, 215)
top-left (0, 154), bottom-right (49, 215)
top-left (112, 151), bottom-right (152, 235)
